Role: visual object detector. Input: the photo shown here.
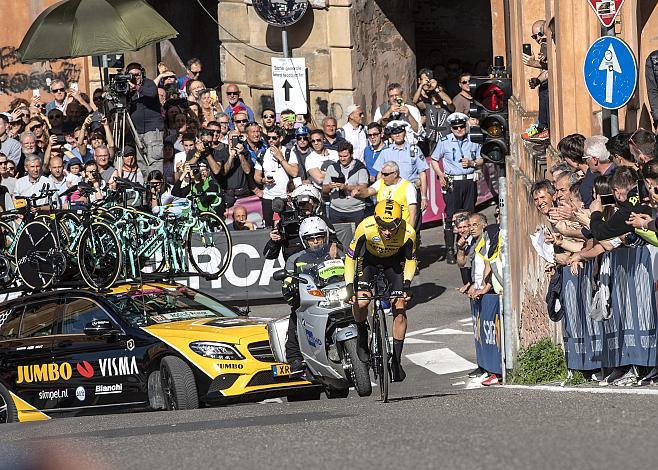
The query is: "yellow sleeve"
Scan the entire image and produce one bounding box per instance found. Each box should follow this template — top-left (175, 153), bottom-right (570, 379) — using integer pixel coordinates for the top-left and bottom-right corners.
top-left (402, 227), bottom-right (417, 283)
top-left (344, 223), bottom-right (366, 285)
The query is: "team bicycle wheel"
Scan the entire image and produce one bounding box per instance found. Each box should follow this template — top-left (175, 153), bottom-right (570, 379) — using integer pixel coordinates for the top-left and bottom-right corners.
top-left (373, 308), bottom-right (390, 403)
top-left (186, 211), bottom-right (232, 278)
top-left (14, 221), bottom-right (58, 290)
top-left (77, 221), bottom-right (122, 290)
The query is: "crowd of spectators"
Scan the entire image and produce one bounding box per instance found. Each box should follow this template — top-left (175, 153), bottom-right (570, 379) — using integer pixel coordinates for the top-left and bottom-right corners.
top-left (529, 128), bottom-right (658, 386)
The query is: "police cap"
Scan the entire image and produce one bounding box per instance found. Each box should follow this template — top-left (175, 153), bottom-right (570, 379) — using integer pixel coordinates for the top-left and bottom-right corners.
top-left (447, 112), bottom-right (469, 126)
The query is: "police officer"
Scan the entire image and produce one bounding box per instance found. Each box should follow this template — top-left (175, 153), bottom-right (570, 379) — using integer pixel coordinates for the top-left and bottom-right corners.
top-left (430, 112), bottom-right (483, 264)
top-left (373, 122), bottom-right (429, 240)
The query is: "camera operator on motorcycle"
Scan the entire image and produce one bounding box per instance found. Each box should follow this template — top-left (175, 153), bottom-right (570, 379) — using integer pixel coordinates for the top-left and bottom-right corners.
top-left (282, 216), bottom-right (344, 374)
top-left (344, 199), bottom-right (417, 382)
top-left (263, 183), bottom-right (338, 261)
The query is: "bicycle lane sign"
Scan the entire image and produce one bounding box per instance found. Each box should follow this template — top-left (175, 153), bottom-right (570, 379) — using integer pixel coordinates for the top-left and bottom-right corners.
top-left (583, 36), bottom-right (637, 110)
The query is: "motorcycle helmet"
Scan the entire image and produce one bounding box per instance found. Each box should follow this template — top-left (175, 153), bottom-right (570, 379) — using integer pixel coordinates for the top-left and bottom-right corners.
top-left (291, 184), bottom-right (322, 215)
top-left (299, 216), bottom-right (329, 251)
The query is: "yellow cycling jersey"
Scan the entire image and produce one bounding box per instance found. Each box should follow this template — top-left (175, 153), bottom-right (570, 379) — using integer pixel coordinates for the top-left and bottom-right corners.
top-left (344, 216), bottom-right (417, 284)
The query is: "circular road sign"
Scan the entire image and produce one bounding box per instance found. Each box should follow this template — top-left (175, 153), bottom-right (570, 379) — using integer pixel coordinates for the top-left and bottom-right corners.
top-left (253, 0), bottom-right (309, 28)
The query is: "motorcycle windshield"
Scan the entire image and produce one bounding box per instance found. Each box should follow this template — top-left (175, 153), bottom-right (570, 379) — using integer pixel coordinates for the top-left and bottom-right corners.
top-left (313, 259), bottom-right (345, 288)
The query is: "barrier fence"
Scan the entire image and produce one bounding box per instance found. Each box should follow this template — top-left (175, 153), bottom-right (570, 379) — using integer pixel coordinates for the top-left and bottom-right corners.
top-left (471, 294), bottom-right (504, 375)
top-left (561, 245), bottom-right (658, 371)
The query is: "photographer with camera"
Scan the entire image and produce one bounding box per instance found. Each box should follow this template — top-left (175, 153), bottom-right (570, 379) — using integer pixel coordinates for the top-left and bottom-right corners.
top-left (216, 130), bottom-right (253, 208)
top-left (254, 126), bottom-right (299, 228)
top-left (80, 161), bottom-right (106, 204)
top-left (521, 20), bottom-right (550, 143)
top-left (125, 62), bottom-right (165, 174)
top-left (374, 82), bottom-right (421, 142)
top-left (171, 160), bottom-right (223, 216)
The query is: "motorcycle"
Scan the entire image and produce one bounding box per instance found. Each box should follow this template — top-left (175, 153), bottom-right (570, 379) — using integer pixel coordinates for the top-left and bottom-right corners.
top-left (269, 258), bottom-right (372, 398)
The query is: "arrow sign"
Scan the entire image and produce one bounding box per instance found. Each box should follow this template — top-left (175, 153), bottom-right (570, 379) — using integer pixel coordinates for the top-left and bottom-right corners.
top-left (588, 0), bottom-right (625, 28)
top-left (271, 57), bottom-right (308, 114)
top-left (583, 36), bottom-right (637, 110)
top-left (282, 80), bottom-right (292, 102)
top-left (598, 43), bottom-right (621, 103)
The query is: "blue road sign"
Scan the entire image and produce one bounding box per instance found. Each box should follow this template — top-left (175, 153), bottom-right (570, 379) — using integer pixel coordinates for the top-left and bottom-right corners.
top-left (583, 36), bottom-right (637, 110)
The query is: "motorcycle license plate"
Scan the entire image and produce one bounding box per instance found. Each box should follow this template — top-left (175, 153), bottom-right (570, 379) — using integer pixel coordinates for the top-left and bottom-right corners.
top-left (272, 364), bottom-right (291, 377)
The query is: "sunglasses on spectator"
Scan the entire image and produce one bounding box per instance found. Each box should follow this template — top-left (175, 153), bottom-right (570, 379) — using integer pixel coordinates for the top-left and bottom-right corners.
top-left (262, 114), bottom-right (275, 119)
top-left (452, 125), bottom-right (466, 130)
top-left (367, 132), bottom-right (381, 137)
top-left (267, 135), bottom-right (279, 141)
top-left (381, 171), bottom-right (396, 177)
top-left (531, 31), bottom-right (545, 40)
top-left (227, 91), bottom-right (240, 96)
top-left (234, 119), bottom-right (248, 124)
top-left (52, 88), bottom-right (65, 93)
top-left (460, 80), bottom-right (470, 84)
top-left (296, 135), bottom-right (309, 141)
top-left (305, 235), bottom-right (325, 242)
top-left (311, 138), bottom-right (323, 143)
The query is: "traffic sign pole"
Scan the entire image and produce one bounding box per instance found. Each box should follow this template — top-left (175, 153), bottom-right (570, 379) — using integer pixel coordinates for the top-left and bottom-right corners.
top-left (604, 25), bottom-right (619, 137)
top-left (282, 28), bottom-right (290, 59)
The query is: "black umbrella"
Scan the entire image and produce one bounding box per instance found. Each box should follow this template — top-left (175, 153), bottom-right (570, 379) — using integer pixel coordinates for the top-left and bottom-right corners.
top-left (17, 0), bottom-right (178, 63)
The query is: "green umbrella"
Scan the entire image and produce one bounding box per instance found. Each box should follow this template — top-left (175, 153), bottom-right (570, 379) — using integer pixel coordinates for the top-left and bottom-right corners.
top-left (17, 0), bottom-right (178, 64)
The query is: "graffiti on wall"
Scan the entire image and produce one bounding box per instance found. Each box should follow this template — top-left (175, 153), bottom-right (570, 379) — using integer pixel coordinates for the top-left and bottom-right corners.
top-left (0, 46), bottom-right (82, 95)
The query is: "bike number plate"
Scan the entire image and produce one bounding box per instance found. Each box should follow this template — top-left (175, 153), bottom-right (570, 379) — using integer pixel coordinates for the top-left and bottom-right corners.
top-left (272, 364), bottom-right (291, 377)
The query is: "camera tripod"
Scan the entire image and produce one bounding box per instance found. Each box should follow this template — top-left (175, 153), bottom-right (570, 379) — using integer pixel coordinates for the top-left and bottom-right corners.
top-left (110, 105), bottom-right (150, 168)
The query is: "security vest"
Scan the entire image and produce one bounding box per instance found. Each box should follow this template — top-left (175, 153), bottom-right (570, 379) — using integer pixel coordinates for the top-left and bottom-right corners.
top-left (376, 179), bottom-right (413, 224)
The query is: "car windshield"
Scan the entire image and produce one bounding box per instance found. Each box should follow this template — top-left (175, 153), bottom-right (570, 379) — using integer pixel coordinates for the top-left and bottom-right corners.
top-left (106, 286), bottom-right (239, 327)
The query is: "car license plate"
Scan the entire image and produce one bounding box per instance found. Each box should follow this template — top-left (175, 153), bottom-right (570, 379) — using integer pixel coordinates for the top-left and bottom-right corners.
top-left (272, 364), bottom-right (291, 377)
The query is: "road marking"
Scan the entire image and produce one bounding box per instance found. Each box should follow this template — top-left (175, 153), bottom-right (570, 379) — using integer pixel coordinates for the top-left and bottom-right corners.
top-left (397, 337), bottom-right (439, 344)
top-left (259, 398), bottom-right (283, 404)
top-left (407, 327), bottom-right (439, 336)
top-left (505, 384), bottom-right (658, 395)
top-left (423, 328), bottom-right (472, 336)
top-left (458, 317), bottom-right (472, 323)
top-left (406, 348), bottom-right (477, 376)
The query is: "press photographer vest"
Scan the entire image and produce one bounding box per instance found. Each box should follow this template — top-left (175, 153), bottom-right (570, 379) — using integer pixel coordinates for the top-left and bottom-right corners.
top-left (376, 179), bottom-right (413, 224)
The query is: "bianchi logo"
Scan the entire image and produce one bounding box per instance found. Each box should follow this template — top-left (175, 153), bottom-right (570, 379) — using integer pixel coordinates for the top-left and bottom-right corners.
top-left (95, 384), bottom-right (123, 395)
top-left (39, 389), bottom-right (68, 400)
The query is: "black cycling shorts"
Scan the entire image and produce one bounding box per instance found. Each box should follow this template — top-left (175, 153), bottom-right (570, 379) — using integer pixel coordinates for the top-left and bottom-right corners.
top-left (356, 253), bottom-right (403, 296)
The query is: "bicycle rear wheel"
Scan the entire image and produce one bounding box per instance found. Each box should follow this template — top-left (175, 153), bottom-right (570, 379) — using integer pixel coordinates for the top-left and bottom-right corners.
top-left (374, 308), bottom-right (390, 402)
top-left (77, 222), bottom-right (122, 290)
top-left (186, 211), bottom-right (232, 278)
top-left (15, 221), bottom-right (57, 290)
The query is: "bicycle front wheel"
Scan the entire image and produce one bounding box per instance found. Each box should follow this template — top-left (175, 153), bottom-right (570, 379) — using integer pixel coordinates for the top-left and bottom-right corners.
top-left (15, 221), bottom-right (57, 290)
top-left (77, 222), bottom-right (122, 290)
top-left (374, 309), bottom-right (390, 403)
top-left (186, 212), bottom-right (232, 278)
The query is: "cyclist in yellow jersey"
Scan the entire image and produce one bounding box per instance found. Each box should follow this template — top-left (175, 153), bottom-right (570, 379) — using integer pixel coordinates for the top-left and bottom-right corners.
top-left (352, 161), bottom-right (418, 226)
top-left (344, 200), bottom-right (417, 382)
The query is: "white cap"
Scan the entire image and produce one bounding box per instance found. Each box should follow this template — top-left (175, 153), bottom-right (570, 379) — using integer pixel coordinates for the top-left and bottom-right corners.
top-left (345, 104), bottom-right (362, 117)
top-left (447, 112), bottom-right (469, 125)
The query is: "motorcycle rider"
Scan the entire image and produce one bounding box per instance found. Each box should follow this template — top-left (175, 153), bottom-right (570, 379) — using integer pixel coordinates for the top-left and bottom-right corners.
top-left (282, 216), bottom-right (343, 374)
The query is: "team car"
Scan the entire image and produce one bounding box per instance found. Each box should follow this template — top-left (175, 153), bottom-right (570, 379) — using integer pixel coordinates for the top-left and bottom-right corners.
top-left (0, 282), bottom-right (313, 423)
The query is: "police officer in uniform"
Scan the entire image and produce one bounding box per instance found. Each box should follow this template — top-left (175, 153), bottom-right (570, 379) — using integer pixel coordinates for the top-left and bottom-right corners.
top-left (430, 112), bottom-right (483, 264)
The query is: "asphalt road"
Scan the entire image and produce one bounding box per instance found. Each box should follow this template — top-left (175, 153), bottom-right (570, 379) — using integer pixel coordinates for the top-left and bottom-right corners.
top-left (5, 215), bottom-right (658, 470)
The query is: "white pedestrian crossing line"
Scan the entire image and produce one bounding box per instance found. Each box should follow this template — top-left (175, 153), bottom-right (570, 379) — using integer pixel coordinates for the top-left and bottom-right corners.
top-left (458, 317), bottom-right (472, 323)
top-left (406, 348), bottom-right (477, 376)
top-left (406, 327), bottom-right (439, 336)
top-left (423, 328), bottom-right (472, 336)
top-left (505, 384), bottom-right (658, 396)
top-left (398, 337), bottom-right (440, 344)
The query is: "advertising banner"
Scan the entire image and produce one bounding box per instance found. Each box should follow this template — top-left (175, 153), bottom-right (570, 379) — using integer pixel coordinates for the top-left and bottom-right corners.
top-left (471, 294), bottom-right (503, 375)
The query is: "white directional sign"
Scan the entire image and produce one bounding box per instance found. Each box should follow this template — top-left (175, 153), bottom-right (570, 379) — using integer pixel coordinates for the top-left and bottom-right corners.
top-left (271, 57), bottom-right (308, 114)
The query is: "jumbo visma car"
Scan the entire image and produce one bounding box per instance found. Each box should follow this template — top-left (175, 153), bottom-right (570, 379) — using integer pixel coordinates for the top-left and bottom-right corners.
top-left (0, 283), bottom-right (313, 423)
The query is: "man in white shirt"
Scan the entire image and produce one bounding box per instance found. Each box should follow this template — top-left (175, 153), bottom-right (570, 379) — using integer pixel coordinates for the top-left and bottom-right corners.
top-left (47, 156), bottom-right (67, 207)
top-left (305, 129), bottom-right (338, 189)
top-left (254, 126), bottom-right (299, 227)
top-left (14, 154), bottom-right (52, 208)
top-left (373, 82), bottom-right (422, 145)
top-left (174, 134), bottom-right (197, 181)
top-left (341, 104), bottom-right (367, 162)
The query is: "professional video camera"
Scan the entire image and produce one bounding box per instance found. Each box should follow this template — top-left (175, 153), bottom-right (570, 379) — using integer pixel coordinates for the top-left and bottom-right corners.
top-left (272, 197), bottom-right (302, 239)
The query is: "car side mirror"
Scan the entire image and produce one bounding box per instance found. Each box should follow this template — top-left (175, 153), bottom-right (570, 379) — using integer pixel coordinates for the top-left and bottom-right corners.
top-left (272, 269), bottom-right (288, 282)
top-left (83, 319), bottom-right (116, 336)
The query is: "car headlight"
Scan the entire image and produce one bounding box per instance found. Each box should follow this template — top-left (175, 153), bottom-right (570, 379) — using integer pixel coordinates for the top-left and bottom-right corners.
top-left (319, 286), bottom-right (348, 308)
top-left (189, 341), bottom-right (245, 360)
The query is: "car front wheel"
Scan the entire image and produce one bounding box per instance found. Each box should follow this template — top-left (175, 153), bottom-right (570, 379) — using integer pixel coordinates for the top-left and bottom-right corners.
top-left (0, 383), bottom-right (18, 423)
top-left (160, 356), bottom-right (199, 411)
